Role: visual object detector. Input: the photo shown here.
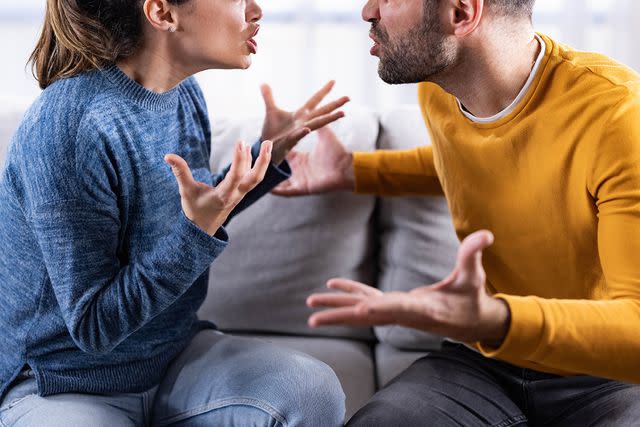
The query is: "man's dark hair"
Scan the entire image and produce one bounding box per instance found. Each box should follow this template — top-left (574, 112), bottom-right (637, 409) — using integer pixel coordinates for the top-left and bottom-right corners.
top-left (486, 0), bottom-right (536, 19)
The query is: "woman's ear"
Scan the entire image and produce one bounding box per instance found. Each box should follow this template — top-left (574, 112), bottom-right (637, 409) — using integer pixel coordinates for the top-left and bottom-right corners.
top-left (142, 0), bottom-right (178, 32)
top-left (443, 0), bottom-right (484, 38)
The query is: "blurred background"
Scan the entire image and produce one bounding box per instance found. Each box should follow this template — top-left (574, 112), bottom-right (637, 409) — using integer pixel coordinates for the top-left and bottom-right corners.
top-left (1, 0), bottom-right (639, 116)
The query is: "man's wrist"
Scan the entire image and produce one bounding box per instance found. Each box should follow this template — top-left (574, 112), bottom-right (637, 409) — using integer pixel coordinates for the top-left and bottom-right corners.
top-left (342, 152), bottom-right (356, 191)
top-left (480, 297), bottom-right (511, 349)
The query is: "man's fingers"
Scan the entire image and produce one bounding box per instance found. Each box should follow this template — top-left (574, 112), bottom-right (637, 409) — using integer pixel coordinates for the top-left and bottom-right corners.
top-left (165, 154), bottom-right (196, 196)
top-left (260, 84), bottom-right (276, 110)
top-left (304, 111), bottom-right (346, 132)
top-left (238, 140), bottom-right (273, 193)
top-left (309, 96), bottom-right (350, 120)
top-left (308, 306), bottom-right (384, 328)
top-left (301, 80), bottom-right (336, 112)
top-left (327, 278), bottom-right (382, 296)
top-left (307, 293), bottom-right (364, 308)
top-left (457, 230), bottom-right (494, 274)
top-left (271, 181), bottom-right (305, 197)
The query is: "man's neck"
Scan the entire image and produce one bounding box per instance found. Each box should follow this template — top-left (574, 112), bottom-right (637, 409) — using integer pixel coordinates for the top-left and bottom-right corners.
top-left (434, 28), bottom-right (541, 119)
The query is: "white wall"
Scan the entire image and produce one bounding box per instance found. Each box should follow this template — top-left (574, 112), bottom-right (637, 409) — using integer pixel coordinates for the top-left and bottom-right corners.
top-left (1, 0), bottom-right (639, 117)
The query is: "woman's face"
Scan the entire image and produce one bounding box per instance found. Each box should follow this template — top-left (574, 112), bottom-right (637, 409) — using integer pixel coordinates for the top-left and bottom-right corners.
top-left (173, 0), bottom-right (263, 71)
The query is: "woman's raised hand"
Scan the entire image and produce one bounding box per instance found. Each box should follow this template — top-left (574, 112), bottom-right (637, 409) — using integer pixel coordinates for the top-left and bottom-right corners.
top-left (260, 81), bottom-right (350, 165)
top-left (165, 140), bottom-right (272, 236)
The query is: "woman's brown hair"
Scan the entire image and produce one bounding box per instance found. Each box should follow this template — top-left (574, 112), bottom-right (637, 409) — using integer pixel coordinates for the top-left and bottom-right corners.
top-left (29, 0), bottom-right (187, 89)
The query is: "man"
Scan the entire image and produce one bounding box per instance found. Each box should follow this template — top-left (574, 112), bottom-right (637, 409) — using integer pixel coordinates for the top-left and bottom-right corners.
top-left (273, 0), bottom-right (640, 425)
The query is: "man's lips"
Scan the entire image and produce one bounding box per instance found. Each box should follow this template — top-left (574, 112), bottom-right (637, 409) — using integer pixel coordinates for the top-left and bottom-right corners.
top-left (369, 33), bottom-right (381, 56)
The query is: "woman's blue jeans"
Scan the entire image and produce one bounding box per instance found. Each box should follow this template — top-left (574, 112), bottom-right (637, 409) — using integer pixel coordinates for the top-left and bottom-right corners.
top-left (0, 330), bottom-right (346, 426)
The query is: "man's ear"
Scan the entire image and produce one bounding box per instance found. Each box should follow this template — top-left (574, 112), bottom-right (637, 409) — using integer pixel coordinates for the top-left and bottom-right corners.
top-left (442, 0), bottom-right (484, 37)
top-left (142, 0), bottom-right (178, 32)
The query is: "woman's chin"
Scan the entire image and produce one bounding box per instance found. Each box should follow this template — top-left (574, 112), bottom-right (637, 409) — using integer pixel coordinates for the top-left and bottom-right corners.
top-left (239, 56), bottom-right (252, 69)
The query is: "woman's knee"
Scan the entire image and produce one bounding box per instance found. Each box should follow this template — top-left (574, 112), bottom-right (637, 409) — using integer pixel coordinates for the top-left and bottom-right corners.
top-left (276, 352), bottom-right (345, 426)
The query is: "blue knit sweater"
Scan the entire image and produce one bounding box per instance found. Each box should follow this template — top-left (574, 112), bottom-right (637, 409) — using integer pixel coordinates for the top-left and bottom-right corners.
top-left (0, 65), bottom-right (290, 401)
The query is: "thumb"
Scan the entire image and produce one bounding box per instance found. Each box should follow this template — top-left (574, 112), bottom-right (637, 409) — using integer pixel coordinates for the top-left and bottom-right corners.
top-left (457, 230), bottom-right (494, 276)
top-left (260, 83), bottom-right (276, 110)
top-left (165, 154), bottom-right (195, 195)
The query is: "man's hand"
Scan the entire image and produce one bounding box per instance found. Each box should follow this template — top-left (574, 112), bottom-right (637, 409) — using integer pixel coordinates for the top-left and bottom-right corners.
top-left (306, 230), bottom-right (511, 347)
top-left (165, 140), bottom-right (272, 236)
top-left (261, 81), bottom-right (349, 165)
top-left (271, 127), bottom-right (355, 196)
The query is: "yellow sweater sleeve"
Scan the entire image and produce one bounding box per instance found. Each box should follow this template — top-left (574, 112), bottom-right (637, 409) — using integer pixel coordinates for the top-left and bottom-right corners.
top-left (352, 145), bottom-right (443, 196)
top-left (478, 96), bottom-right (640, 383)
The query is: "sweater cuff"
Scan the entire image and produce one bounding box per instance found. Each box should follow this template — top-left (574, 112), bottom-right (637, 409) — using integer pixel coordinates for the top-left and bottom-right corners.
top-left (353, 151), bottom-right (381, 194)
top-left (477, 294), bottom-right (545, 360)
top-left (177, 211), bottom-right (229, 259)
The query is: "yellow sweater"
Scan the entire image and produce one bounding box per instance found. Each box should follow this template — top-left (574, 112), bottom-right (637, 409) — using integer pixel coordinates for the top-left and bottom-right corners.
top-left (353, 34), bottom-right (640, 383)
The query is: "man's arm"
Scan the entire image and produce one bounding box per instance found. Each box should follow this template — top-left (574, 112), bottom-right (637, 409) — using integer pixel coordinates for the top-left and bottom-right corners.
top-left (272, 129), bottom-right (444, 197)
top-left (353, 144), bottom-right (443, 196)
top-left (477, 97), bottom-right (640, 383)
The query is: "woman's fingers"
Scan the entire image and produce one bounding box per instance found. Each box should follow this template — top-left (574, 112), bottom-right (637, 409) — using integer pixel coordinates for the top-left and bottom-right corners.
top-left (217, 141), bottom-right (251, 195)
top-left (326, 278), bottom-right (382, 297)
top-left (165, 154), bottom-right (196, 197)
top-left (300, 80), bottom-right (336, 113)
top-left (260, 84), bottom-right (276, 111)
top-left (238, 140), bottom-right (273, 193)
top-left (308, 96), bottom-right (350, 120)
top-left (304, 111), bottom-right (345, 132)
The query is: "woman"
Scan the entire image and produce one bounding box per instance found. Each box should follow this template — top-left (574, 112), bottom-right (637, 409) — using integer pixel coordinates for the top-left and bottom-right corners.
top-left (0, 0), bottom-right (349, 425)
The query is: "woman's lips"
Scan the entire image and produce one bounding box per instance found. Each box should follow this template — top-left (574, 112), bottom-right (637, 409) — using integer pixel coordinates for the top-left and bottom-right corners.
top-left (247, 25), bottom-right (260, 54)
top-left (247, 38), bottom-right (257, 54)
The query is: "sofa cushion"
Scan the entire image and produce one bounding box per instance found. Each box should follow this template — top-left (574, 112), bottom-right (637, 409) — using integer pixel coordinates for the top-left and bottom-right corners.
top-left (199, 108), bottom-right (379, 341)
top-left (373, 106), bottom-right (460, 350)
top-left (239, 334), bottom-right (375, 422)
top-left (0, 100), bottom-right (32, 170)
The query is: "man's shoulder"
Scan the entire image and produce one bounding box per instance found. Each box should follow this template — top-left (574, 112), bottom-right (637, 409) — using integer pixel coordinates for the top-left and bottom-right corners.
top-left (552, 40), bottom-right (640, 98)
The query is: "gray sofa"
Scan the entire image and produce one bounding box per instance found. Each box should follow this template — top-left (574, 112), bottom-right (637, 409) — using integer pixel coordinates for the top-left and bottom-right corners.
top-left (0, 102), bottom-right (460, 421)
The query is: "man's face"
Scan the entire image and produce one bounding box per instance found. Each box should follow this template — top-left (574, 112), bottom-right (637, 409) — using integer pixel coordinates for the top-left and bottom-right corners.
top-left (363, 0), bottom-right (455, 84)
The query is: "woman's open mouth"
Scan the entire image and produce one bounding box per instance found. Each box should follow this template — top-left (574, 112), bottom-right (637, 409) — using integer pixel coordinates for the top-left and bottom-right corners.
top-left (247, 26), bottom-right (260, 54)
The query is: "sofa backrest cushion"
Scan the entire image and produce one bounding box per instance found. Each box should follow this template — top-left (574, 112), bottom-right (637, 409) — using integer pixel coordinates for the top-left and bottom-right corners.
top-left (198, 108), bottom-right (379, 340)
top-left (373, 106), bottom-right (460, 350)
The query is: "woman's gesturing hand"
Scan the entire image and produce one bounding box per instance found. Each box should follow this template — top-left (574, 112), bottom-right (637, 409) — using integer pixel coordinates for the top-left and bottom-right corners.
top-left (306, 231), bottom-right (511, 347)
top-left (164, 140), bottom-right (273, 236)
top-left (261, 81), bottom-right (350, 165)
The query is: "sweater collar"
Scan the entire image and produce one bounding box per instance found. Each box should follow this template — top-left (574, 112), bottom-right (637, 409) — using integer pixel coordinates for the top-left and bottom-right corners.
top-left (101, 64), bottom-right (181, 112)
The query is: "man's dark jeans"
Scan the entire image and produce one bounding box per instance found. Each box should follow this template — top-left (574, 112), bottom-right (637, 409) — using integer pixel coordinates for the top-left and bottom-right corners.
top-left (348, 341), bottom-right (640, 426)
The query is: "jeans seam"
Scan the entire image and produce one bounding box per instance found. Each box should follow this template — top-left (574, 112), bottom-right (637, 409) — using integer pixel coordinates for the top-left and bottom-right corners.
top-left (492, 414), bottom-right (528, 427)
top-left (155, 397), bottom-right (287, 426)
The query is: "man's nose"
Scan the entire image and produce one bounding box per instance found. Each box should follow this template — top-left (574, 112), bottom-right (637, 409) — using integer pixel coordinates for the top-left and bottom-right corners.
top-left (362, 0), bottom-right (380, 23)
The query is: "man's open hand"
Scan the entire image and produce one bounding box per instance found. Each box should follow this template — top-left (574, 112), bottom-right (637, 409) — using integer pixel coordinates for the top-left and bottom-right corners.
top-left (306, 230), bottom-right (511, 347)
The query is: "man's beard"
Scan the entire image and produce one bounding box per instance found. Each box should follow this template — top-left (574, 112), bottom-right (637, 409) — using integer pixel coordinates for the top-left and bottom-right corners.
top-left (372, 13), bottom-right (455, 84)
